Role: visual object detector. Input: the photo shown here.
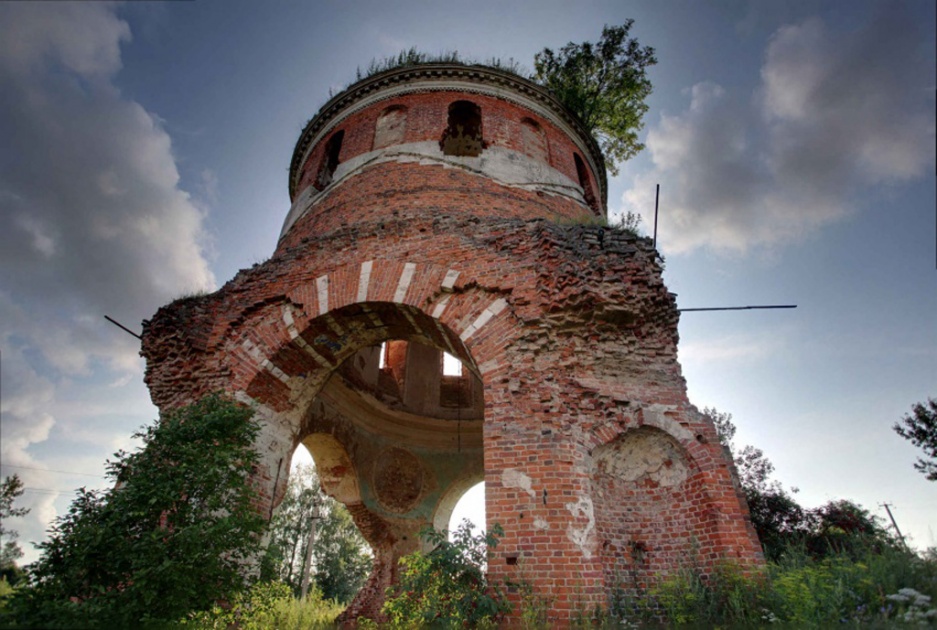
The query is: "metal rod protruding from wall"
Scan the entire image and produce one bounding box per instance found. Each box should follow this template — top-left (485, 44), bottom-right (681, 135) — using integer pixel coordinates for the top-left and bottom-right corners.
top-left (104, 315), bottom-right (142, 340)
top-left (678, 305), bottom-right (797, 313)
top-left (653, 183), bottom-right (660, 250)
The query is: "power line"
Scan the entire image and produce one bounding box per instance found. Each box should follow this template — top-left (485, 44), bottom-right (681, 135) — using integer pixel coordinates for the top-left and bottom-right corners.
top-left (1, 464), bottom-right (106, 478)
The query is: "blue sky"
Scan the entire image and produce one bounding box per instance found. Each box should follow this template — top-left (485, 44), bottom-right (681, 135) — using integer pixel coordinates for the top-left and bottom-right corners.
top-left (1, 0), bottom-right (934, 562)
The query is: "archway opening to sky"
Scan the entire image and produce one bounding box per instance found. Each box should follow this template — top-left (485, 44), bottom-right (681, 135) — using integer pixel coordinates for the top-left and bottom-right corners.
top-left (448, 481), bottom-right (486, 540)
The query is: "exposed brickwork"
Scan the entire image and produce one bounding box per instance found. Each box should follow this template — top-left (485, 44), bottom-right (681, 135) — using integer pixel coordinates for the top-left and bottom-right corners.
top-left (141, 64), bottom-right (762, 626)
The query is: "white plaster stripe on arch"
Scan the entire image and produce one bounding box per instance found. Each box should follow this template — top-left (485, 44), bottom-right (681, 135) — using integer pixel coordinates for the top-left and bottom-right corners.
top-left (459, 297), bottom-right (508, 342)
top-left (316, 275), bottom-right (329, 315)
top-left (357, 260), bottom-right (374, 302)
top-left (282, 304), bottom-right (295, 329)
top-left (233, 391), bottom-right (278, 421)
top-left (431, 294), bottom-right (452, 319)
top-left (394, 262), bottom-right (417, 303)
top-left (441, 269), bottom-right (460, 290)
top-left (281, 305), bottom-right (331, 368)
top-left (241, 338), bottom-right (290, 384)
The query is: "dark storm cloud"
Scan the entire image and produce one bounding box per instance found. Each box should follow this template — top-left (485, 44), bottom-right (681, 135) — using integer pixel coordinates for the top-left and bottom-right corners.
top-left (623, 9), bottom-right (935, 254)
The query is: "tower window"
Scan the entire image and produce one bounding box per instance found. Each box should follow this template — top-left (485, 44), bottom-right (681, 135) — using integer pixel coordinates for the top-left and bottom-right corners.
top-left (521, 117), bottom-right (548, 163)
top-left (373, 105), bottom-right (407, 150)
top-left (441, 100), bottom-right (483, 157)
top-left (315, 130), bottom-right (344, 190)
top-left (574, 153), bottom-right (598, 213)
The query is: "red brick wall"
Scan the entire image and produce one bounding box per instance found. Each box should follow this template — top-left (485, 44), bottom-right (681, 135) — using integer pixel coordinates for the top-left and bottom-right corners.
top-left (141, 72), bottom-right (762, 626)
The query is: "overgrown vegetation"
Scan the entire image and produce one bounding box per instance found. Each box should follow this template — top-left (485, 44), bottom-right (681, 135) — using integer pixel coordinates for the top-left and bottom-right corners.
top-left (2, 395), bottom-right (267, 628)
top-left (0, 475), bottom-right (28, 590)
top-left (612, 542), bottom-right (937, 628)
top-left (182, 580), bottom-right (342, 629)
top-left (378, 521), bottom-right (511, 629)
top-left (341, 23), bottom-right (656, 177)
top-left (533, 22), bottom-right (656, 175)
top-left (355, 48), bottom-right (524, 83)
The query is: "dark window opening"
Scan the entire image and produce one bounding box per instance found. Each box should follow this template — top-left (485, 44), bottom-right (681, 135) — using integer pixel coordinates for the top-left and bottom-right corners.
top-left (441, 100), bottom-right (483, 157)
top-left (315, 130), bottom-right (344, 190)
top-left (574, 153), bottom-right (599, 214)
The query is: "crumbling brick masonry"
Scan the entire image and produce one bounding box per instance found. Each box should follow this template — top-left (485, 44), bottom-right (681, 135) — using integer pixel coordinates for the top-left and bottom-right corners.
top-left (141, 64), bottom-right (763, 624)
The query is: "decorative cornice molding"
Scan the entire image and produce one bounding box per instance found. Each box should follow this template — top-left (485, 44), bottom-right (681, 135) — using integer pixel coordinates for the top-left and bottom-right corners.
top-left (288, 63), bottom-right (608, 209)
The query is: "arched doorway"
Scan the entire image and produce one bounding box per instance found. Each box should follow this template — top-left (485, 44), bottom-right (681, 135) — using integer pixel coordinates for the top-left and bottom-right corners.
top-left (257, 301), bottom-right (487, 619)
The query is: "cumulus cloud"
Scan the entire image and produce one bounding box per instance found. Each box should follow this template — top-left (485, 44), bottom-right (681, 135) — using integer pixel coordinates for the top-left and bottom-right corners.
top-left (0, 3), bottom-right (215, 555)
top-left (622, 9), bottom-right (935, 255)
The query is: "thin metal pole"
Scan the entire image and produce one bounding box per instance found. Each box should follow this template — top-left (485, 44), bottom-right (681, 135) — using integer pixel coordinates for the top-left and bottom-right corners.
top-left (652, 184), bottom-right (660, 249)
top-left (881, 503), bottom-right (908, 549)
top-left (678, 305), bottom-right (797, 313)
top-left (104, 315), bottom-right (142, 340)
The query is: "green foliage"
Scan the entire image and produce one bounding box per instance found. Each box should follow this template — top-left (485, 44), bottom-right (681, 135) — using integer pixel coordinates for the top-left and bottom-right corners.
top-left (0, 475), bottom-right (28, 586)
top-left (533, 22), bottom-right (656, 176)
top-left (381, 521), bottom-right (511, 629)
top-left (705, 407), bottom-right (896, 563)
top-left (6, 394), bottom-right (266, 628)
top-left (614, 211), bottom-right (643, 237)
top-left (351, 49), bottom-right (524, 91)
top-left (894, 398), bottom-right (937, 481)
top-left (627, 541), bottom-right (937, 627)
top-left (182, 580), bottom-right (343, 629)
top-left (263, 463), bottom-right (371, 604)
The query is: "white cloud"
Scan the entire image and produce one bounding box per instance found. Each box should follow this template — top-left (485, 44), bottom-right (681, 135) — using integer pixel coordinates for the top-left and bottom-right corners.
top-left (0, 3), bottom-right (217, 558)
top-left (621, 9), bottom-right (935, 255)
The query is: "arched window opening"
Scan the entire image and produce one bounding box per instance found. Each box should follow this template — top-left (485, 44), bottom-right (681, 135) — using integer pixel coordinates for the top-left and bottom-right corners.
top-left (441, 100), bottom-right (483, 157)
top-left (520, 117), bottom-right (548, 163)
top-left (269, 442), bottom-right (372, 604)
top-left (373, 105), bottom-right (407, 150)
top-left (315, 130), bottom-right (344, 190)
top-left (448, 481), bottom-right (486, 543)
top-left (574, 153), bottom-right (599, 214)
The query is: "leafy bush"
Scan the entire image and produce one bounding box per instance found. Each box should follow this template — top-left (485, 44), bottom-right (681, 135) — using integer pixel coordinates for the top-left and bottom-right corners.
top-left (381, 521), bottom-right (511, 629)
top-left (4, 394), bottom-right (266, 628)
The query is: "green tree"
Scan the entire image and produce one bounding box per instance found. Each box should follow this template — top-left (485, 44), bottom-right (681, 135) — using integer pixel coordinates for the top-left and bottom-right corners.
top-left (706, 407), bottom-right (810, 561)
top-left (533, 21), bottom-right (657, 175)
top-left (0, 474), bottom-right (28, 584)
top-left (312, 498), bottom-right (372, 604)
top-left (894, 398), bottom-right (937, 481)
top-left (7, 394), bottom-right (266, 628)
top-left (264, 463), bottom-right (371, 604)
top-left (381, 521), bottom-right (510, 629)
top-left (706, 407), bottom-right (897, 561)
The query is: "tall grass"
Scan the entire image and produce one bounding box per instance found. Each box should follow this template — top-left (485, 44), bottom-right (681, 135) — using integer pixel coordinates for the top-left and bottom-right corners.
top-left (612, 542), bottom-right (937, 628)
top-left (180, 581), bottom-right (343, 629)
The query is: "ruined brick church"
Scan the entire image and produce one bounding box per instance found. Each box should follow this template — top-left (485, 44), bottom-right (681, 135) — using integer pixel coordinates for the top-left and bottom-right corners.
top-left (142, 64), bottom-right (762, 622)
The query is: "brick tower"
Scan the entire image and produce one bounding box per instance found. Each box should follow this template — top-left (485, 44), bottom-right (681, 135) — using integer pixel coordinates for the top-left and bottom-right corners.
top-left (142, 64), bottom-right (763, 623)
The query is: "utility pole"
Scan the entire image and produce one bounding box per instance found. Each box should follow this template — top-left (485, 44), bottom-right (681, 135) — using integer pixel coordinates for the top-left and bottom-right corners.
top-left (300, 510), bottom-right (320, 599)
top-left (881, 502), bottom-right (908, 549)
